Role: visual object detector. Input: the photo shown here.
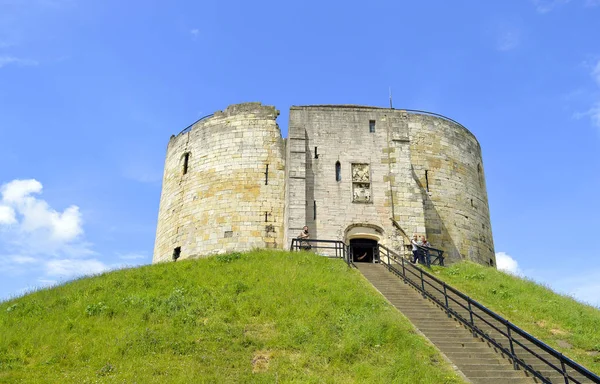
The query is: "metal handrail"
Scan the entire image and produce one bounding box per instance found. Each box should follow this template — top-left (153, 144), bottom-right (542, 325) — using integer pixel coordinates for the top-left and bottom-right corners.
top-left (416, 244), bottom-right (445, 267)
top-left (379, 246), bottom-right (600, 384)
top-left (173, 108), bottom-right (470, 140)
top-left (398, 109), bottom-right (469, 133)
top-left (177, 113), bottom-right (215, 136)
top-left (290, 238), bottom-right (353, 267)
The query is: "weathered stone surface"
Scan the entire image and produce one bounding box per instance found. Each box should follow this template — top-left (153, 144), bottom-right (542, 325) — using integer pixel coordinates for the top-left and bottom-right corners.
top-left (153, 102), bottom-right (285, 262)
top-left (153, 103), bottom-right (495, 267)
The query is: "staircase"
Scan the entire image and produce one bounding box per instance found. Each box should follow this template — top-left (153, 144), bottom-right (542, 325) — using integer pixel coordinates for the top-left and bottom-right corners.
top-left (357, 262), bottom-right (538, 384)
top-left (289, 238), bottom-right (599, 383)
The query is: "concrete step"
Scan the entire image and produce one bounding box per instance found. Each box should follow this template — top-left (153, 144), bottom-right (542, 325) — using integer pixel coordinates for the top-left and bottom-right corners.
top-left (459, 369), bottom-right (530, 378)
top-left (355, 263), bottom-right (536, 384)
top-left (470, 377), bottom-right (535, 384)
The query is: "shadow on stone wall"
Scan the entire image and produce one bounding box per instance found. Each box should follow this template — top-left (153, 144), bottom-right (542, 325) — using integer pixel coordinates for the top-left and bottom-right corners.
top-left (411, 167), bottom-right (462, 263)
top-left (305, 129), bottom-right (317, 240)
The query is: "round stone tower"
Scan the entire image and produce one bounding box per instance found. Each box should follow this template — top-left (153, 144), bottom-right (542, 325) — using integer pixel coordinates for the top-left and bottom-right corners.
top-left (154, 102), bottom-right (495, 267)
top-left (284, 105), bottom-right (495, 266)
top-left (406, 111), bottom-right (495, 265)
top-left (152, 102), bottom-right (286, 263)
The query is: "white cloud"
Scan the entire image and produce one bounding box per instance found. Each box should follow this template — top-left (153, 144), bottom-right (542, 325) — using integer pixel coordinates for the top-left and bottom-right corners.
top-left (45, 258), bottom-right (108, 277)
top-left (10, 255), bottom-right (37, 264)
top-left (0, 56), bottom-right (38, 69)
top-left (497, 30), bottom-right (520, 52)
top-left (495, 252), bottom-right (522, 275)
top-left (190, 28), bottom-right (199, 39)
top-left (532, 268), bottom-right (600, 308)
top-left (0, 179), bottom-right (83, 242)
top-left (0, 205), bottom-right (16, 224)
top-left (1, 179), bottom-right (43, 203)
top-left (118, 252), bottom-right (147, 260)
top-left (532, 0), bottom-right (571, 13)
top-left (567, 280), bottom-right (600, 307)
top-left (0, 178), bottom-right (98, 287)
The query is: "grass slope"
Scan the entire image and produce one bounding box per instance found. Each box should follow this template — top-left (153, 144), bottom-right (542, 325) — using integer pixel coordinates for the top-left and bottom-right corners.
top-left (431, 262), bottom-right (600, 374)
top-left (0, 251), bottom-right (464, 384)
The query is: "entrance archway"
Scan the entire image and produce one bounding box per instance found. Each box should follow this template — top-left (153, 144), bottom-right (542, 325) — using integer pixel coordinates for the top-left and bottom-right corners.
top-left (345, 224), bottom-right (383, 263)
top-left (350, 238), bottom-right (378, 263)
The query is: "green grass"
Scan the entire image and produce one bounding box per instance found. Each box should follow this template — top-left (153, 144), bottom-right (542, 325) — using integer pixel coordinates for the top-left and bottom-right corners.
top-left (431, 262), bottom-right (600, 374)
top-left (0, 250), bottom-right (464, 384)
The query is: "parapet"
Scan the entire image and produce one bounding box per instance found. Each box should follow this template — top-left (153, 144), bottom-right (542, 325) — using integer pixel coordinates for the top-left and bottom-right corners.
top-left (214, 102), bottom-right (280, 119)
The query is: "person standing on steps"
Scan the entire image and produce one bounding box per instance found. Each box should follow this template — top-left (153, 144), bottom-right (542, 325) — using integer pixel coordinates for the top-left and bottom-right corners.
top-left (420, 235), bottom-right (431, 265)
top-left (411, 234), bottom-right (422, 263)
top-left (297, 226), bottom-right (311, 250)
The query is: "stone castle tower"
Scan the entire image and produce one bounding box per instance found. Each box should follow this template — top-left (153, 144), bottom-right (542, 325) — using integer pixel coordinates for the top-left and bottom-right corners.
top-left (153, 102), bottom-right (495, 266)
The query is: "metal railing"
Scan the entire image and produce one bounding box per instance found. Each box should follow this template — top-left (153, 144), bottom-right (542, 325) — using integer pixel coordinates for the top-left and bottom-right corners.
top-left (380, 247), bottom-right (600, 384)
top-left (290, 238), bottom-right (352, 266)
top-left (399, 109), bottom-right (469, 133)
top-left (415, 245), bottom-right (445, 267)
top-left (177, 113), bottom-right (215, 136)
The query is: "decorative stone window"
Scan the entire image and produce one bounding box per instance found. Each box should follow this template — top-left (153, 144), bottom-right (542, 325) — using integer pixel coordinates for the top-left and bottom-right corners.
top-left (352, 163), bottom-right (371, 203)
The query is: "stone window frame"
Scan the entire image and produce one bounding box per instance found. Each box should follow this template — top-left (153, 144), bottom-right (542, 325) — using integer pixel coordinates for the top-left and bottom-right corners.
top-left (351, 162), bottom-right (373, 204)
top-left (369, 120), bottom-right (376, 133)
top-left (181, 152), bottom-right (191, 175)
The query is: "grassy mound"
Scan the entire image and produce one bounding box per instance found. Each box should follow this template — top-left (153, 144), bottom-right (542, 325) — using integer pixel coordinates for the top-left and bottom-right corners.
top-left (0, 251), bottom-right (464, 383)
top-left (431, 262), bottom-right (600, 374)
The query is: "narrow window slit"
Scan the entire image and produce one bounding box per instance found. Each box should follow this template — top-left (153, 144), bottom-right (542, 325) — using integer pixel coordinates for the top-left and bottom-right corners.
top-left (335, 161), bottom-right (341, 182)
top-left (264, 211), bottom-right (268, 222)
top-left (314, 146), bottom-right (319, 159)
top-left (265, 164), bottom-right (269, 185)
top-left (425, 170), bottom-right (429, 192)
top-left (369, 120), bottom-right (376, 133)
top-left (182, 153), bottom-right (190, 175)
top-left (313, 200), bottom-right (317, 220)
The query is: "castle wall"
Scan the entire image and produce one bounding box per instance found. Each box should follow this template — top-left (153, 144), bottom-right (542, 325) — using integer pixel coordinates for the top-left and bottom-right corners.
top-left (153, 102), bottom-right (495, 267)
top-left (285, 106), bottom-right (495, 266)
top-left (153, 103), bottom-right (285, 262)
top-left (407, 113), bottom-right (495, 265)
top-left (285, 106), bottom-right (426, 254)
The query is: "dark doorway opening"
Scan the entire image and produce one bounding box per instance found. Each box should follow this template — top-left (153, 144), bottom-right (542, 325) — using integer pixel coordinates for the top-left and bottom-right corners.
top-left (350, 238), bottom-right (378, 263)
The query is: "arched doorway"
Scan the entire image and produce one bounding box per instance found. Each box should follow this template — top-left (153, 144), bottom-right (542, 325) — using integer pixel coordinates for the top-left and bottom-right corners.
top-left (349, 238), bottom-right (378, 263)
top-left (345, 224), bottom-right (383, 263)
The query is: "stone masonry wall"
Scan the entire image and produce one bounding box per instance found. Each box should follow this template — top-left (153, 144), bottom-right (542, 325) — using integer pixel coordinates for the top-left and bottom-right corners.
top-left (407, 112), bottom-right (495, 265)
top-left (285, 106), bottom-right (426, 254)
top-left (285, 106), bottom-right (495, 266)
top-left (153, 103), bottom-right (285, 262)
top-left (153, 102), bottom-right (495, 267)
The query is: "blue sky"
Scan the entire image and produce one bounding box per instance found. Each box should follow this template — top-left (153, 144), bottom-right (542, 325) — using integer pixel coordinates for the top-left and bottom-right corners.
top-left (1, 0), bottom-right (599, 306)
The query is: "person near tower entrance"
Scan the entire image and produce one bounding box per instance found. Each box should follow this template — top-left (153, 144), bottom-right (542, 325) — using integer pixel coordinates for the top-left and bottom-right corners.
top-left (411, 234), bottom-right (422, 263)
top-left (297, 226), bottom-right (311, 250)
